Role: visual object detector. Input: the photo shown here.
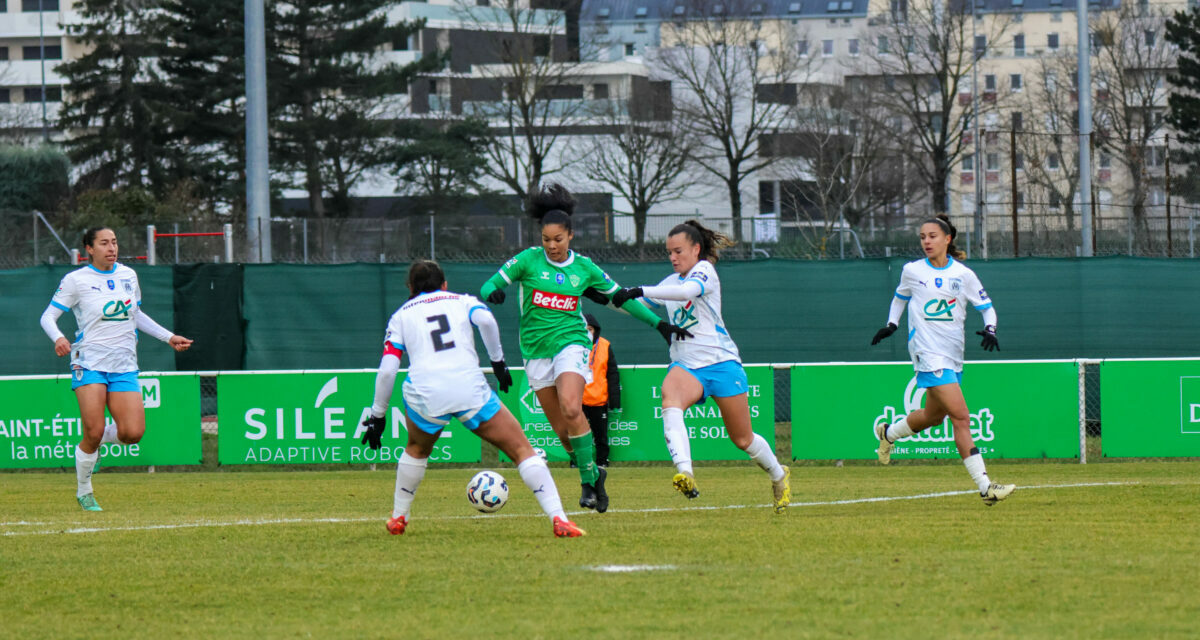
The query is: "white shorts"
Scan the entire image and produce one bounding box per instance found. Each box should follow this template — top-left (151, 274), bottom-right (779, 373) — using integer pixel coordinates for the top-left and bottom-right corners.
top-left (524, 344), bottom-right (592, 391)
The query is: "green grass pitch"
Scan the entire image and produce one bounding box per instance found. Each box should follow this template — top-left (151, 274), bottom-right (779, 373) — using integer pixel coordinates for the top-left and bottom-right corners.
top-left (2, 461), bottom-right (1198, 639)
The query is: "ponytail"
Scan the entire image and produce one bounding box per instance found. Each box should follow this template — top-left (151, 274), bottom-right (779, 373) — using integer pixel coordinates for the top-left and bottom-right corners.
top-left (926, 214), bottom-right (966, 260)
top-left (529, 182), bottom-right (576, 232)
top-left (668, 220), bottom-right (736, 263)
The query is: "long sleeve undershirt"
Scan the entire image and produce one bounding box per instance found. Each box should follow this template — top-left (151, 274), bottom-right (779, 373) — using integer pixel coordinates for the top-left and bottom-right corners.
top-left (641, 279), bottom-right (703, 302)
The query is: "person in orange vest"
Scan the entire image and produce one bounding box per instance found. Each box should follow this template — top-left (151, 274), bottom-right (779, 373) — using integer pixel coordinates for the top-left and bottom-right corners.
top-left (582, 313), bottom-right (621, 467)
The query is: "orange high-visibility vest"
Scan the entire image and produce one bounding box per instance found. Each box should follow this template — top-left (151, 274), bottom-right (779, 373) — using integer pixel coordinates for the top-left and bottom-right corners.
top-left (583, 337), bottom-right (611, 407)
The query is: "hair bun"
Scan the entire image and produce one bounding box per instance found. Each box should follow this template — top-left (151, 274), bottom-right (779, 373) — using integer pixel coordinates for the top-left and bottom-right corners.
top-left (529, 183), bottom-right (576, 220)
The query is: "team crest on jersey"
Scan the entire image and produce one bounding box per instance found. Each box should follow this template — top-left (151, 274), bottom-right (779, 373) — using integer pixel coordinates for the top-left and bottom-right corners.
top-left (122, 279), bottom-right (133, 293)
top-left (106, 279), bottom-right (115, 290)
top-left (555, 273), bottom-right (565, 284)
top-left (948, 278), bottom-right (962, 293)
top-left (934, 278), bottom-right (943, 288)
top-left (569, 274), bottom-right (581, 287)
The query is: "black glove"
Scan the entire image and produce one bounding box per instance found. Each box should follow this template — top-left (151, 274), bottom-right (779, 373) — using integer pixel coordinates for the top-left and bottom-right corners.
top-left (491, 360), bottom-right (513, 393)
top-left (871, 323), bottom-right (898, 345)
top-left (611, 287), bottom-right (643, 308)
top-left (976, 325), bottom-right (999, 351)
top-left (656, 320), bottom-right (693, 345)
top-left (361, 415), bottom-right (385, 450)
top-left (581, 287), bottom-right (610, 305)
top-left (486, 289), bottom-right (505, 305)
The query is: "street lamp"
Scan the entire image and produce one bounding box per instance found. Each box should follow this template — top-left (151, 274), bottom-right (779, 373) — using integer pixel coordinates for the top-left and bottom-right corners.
top-left (39, 0), bottom-right (48, 142)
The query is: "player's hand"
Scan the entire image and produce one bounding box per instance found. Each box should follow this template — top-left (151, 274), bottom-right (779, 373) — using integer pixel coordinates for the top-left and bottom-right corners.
top-left (486, 289), bottom-right (505, 305)
top-left (611, 287), bottom-right (643, 308)
top-left (976, 325), bottom-right (999, 351)
top-left (491, 360), bottom-right (513, 393)
top-left (53, 337), bottom-right (70, 357)
top-left (870, 323), bottom-right (898, 345)
top-left (361, 415), bottom-right (385, 450)
top-left (656, 320), bottom-right (693, 345)
top-left (582, 287), bottom-right (610, 305)
top-left (169, 335), bottom-right (193, 352)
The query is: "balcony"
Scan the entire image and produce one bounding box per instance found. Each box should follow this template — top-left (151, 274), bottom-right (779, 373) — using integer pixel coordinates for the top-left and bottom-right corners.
top-left (0, 10), bottom-right (77, 39)
top-left (462, 98), bottom-right (629, 120)
top-left (0, 59), bottom-right (67, 87)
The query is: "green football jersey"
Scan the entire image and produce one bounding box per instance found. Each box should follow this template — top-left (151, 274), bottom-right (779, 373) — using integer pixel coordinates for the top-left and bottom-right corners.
top-left (487, 248), bottom-right (620, 359)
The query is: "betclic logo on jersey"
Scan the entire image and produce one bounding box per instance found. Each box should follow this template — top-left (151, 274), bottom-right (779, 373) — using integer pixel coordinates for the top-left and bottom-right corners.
top-left (530, 289), bottom-right (579, 311)
top-left (871, 376), bottom-right (995, 456)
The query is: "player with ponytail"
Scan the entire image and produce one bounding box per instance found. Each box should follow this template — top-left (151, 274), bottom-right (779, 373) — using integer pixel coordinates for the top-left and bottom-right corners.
top-left (610, 220), bottom-right (792, 513)
top-left (869, 214), bottom-right (1015, 505)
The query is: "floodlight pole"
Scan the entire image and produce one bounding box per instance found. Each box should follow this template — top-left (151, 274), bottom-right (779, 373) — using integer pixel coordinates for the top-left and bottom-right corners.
top-left (245, 0), bottom-right (272, 262)
top-left (1078, 0), bottom-right (1094, 255)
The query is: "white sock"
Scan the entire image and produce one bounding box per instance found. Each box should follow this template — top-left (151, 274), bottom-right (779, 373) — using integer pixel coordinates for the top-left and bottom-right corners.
top-left (75, 445), bottom-right (99, 497)
top-left (662, 407), bottom-right (693, 476)
top-left (963, 451), bottom-right (991, 493)
top-left (744, 433), bottom-right (785, 482)
top-left (885, 415), bottom-right (915, 443)
top-left (392, 452), bottom-right (428, 518)
top-left (518, 456), bottom-right (566, 521)
top-left (101, 422), bottom-right (123, 445)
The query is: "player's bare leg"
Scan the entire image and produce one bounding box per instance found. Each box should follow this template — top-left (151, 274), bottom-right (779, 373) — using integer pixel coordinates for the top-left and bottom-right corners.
top-left (925, 384), bottom-right (1015, 505)
top-left (715, 393), bottom-right (789, 513)
top-left (537, 375), bottom-right (606, 512)
top-left (73, 384), bottom-right (108, 511)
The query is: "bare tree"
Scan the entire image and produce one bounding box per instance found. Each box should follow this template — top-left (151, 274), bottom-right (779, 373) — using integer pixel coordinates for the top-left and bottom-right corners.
top-left (455, 0), bottom-right (592, 212)
top-left (1014, 55), bottom-right (1083, 232)
top-left (652, 0), bottom-right (810, 240)
top-left (576, 84), bottom-right (694, 257)
top-left (1091, 2), bottom-right (1178, 242)
top-left (772, 81), bottom-right (916, 256)
top-left (858, 0), bottom-right (1011, 216)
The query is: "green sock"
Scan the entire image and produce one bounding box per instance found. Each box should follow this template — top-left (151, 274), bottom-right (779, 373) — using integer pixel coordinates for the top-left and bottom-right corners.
top-left (569, 433), bottom-right (598, 485)
top-left (567, 449), bottom-right (578, 467)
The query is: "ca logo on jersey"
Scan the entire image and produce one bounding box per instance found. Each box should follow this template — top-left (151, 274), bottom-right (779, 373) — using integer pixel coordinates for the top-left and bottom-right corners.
top-left (102, 299), bottom-right (134, 321)
top-left (672, 301), bottom-right (700, 330)
top-left (922, 298), bottom-right (956, 321)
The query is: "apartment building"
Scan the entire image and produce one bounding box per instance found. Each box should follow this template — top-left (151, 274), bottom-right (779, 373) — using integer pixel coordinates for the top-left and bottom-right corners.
top-left (0, 0), bottom-right (73, 139)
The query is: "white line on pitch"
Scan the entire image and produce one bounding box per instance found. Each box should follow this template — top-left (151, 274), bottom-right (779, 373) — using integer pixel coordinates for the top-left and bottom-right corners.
top-left (0, 480), bottom-right (1145, 537)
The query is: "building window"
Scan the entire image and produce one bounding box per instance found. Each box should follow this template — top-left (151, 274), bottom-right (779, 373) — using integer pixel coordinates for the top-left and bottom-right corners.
top-left (0, 89), bottom-right (9, 103)
top-left (1010, 73), bottom-right (1023, 91)
top-left (624, 43), bottom-right (635, 56)
top-left (634, 22), bottom-right (646, 33)
top-left (984, 74), bottom-right (996, 91)
top-left (797, 40), bottom-right (808, 56)
top-left (1015, 153), bottom-right (1024, 170)
top-left (1047, 33), bottom-right (1059, 50)
top-left (635, 6), bottom-right (648, 17)
top-left (848, 39), bottom-right (859, 56)
top-left (0, 49), bottom-right (7, 61)
top-left (822, 40), bottom-right (834, 57)
top-left (593, 83), bottom-right (609, 100)
top-left (1147, 146), bottom-right (1165, 167)
top-left (878, 36), bottom-right (889, 54)
top-left (23, 45), bottom-right (62, 60)
top-left (1016, 192), bottom-right (1025, 209)
top-left (393, 34), bottom-right (410, 51)
top-left (1051, 11), bottom-right (1062, 21)
top-left (1144, 30), bottom-right (1156, 47)
top-left (1047, 153), bottom-right (1060, 170)
top-left (986, 153), bottom-right (1000, 171)
top-left (903, 36), bottom-right (914, 53)
top-left (1013, 34), bottom-right (1024, 57)
top-left (962, 155), bottom-right (975, 171)
top-left (1049, 192), bottom-right (1061, 209)
top-left (974, 34), bottom-right (986, 57)
top-left (23, 0), bottom-right (59, 10)
top-left (24, 86), bottom-right (62, 102)
top-left (1012, 112), bottom-right (1023, 131)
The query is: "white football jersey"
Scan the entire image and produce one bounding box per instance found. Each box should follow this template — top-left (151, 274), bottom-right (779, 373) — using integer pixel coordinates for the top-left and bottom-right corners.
top-left (894, 257), bottom-right (993, 372)
top-left (384, 291), bottom-right (493, 417)
top-left (49, 263), bottom-right (143, 373)
top-left (645, 260), bottom-right (741, 369)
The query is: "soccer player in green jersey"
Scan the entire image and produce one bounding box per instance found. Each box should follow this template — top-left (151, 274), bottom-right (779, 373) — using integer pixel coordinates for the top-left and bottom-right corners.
top-left (481, 184), bottom-right (691, 513)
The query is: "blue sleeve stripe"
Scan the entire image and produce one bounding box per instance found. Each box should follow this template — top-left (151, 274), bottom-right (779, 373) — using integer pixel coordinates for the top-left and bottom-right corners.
top-left (975, 302), bottom-right (993, 311)
top-left (390, 341), bottom-right (405, 351)
top-left (468, 305), bottom-right (488, 325)
top-left (644, 298), bottom-right (662, 309)
top-left (50, 300), bottom-right (70, 312)
top-left (908, 328), bottom-right (916, 341)
top-left (685, 278), bottom-right (706, 296)
top-left (894, 293), bottom-right (912, 301)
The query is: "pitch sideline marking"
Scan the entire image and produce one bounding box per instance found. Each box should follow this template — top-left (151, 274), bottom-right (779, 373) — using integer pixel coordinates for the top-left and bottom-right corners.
top-left (0, 480), bottom-right (1151, 537)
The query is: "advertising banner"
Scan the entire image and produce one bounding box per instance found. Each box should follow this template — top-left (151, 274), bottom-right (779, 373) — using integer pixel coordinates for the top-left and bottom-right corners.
top-left (1100, 359), bottom-right (1200, 457)
top-left (499, 365), bottom-right (775, 462)
top-left (791, 361), bottom-right (1079, 460)
top-left (0, 374), bottom-right (201, 469)
top-left (216, 371), bottom-right (482, 464)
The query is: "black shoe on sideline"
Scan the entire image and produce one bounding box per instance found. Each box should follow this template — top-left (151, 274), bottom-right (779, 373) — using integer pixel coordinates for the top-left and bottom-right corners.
top-left (594, 467), bottom-right (609, 513)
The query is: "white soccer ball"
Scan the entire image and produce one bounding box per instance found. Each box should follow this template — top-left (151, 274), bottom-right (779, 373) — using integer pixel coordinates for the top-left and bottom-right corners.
top-left (466, 470), bottom-right (509, 513)
top-left (533, 447), bottom-right (548, 462)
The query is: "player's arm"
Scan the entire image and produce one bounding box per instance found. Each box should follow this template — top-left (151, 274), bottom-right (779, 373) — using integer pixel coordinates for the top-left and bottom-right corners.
top-left (135, 307), bottom-right (193, 352)
top-left (872, 266), bottom-right (913, 345)
top-left (967, 273), bottom-right (999, 351)
top-left (468, 302), bottom-right (513, 393)
top-left (363, 321), bottom-right (404, 449)
top-left (42, 277), bottom-right (74, 356)
top-left (480, 251), bottom-right (527, 304)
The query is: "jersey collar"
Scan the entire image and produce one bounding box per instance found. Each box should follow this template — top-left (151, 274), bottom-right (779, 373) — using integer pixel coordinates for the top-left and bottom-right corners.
top-left (924, 256), bottom-right (954, 271)
top-left (543, 249), bottom-right (575, 268)
top-left (85, 263), bottom-right (118, 275)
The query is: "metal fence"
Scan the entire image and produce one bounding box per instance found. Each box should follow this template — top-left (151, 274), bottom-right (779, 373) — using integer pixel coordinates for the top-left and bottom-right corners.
top-left (8, 204), bottom-right (1200, 269)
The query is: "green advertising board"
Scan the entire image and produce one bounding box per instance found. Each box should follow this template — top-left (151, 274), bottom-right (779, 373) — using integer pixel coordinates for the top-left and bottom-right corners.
top-left (216, 371), bottom-right (482, 464)
top-left (0, 373), bottom-right (201, 469)
top-left (1100, 359), bottom-right (1200, 457)
top-left (499, 365), bottom-right (775, 462)
top-left (791, 361), bottom-right (1079, 460)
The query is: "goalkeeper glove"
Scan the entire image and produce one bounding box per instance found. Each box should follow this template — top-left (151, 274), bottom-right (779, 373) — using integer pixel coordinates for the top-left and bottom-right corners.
top-left (491, 360), bottom-right (513, 393)
top-left (870, 323), bottom-right (898, 345)
top-left (976, 325), bottom-right (999, 351)
top-left (361, 415), bottom-right (385, 450)
top-left (656, 320), bottom-right (693, 345)
top-left (611, 287), bottom-right (644, 308)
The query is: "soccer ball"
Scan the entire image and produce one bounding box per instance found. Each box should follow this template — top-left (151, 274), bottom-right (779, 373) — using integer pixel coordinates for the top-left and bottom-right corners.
top-left (466, 470), bottom-right (509, 513)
